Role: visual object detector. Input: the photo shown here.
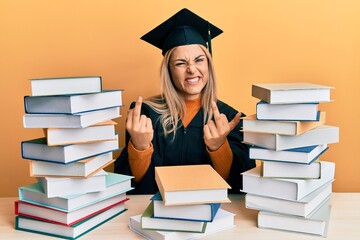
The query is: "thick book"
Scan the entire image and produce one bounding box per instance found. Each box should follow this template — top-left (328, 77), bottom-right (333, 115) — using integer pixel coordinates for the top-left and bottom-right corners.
top-left (256, 101), bottom-right (320, 121)
top-left (155, 165), bottom-right (231, 206)
top-left (37, 170), bottom-right (107, 198)
top-left (15, 201), bottom-right (127, 239)
top-left (45, 120), bottom-right (117, 146)
top-left (30, 76), bottom-right (102, 96)
top-left (141, 201), bottom-right (207, 233)
top-left (257, 200), bottom-right (332, 237)
top-left (151, 192), bottom-right (220, 222)
top-left (241, 161), bottom-right (335, 201)
top-left (18, 172), bottom-right (133, 212)
top-left (249, 144), bottom-right (328, 164)
top-left (242, 112), bottom-right (325, 135)
top-left (245, 181), bottom-right (332, 217)
top-left (243, 125), bottom-right (339, 151)
top-left (23, 106), bottom-right (120, 128)
top-left (261, 160), bottom-right (322, 179)
top-left (129, 209), bottom-right (235, 240)
top-left (21, 136), bottom-right (119, 164)
top-left (30, 151), bottom-right (114, 178)
top-left (24, 90), bottom-right (123, 114)
top-left (252, 82), bottom-right (333, 104)
top-left (15, 194), bottom-right (128, 226)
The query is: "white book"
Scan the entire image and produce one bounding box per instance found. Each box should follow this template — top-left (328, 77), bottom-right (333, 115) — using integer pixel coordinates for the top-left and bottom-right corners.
top-left (30, 76), bottom-right (102, 96)
top-left (23, 106), bottom-right (121, 128)
top-left (241, 161), bottom-right (335, 201)
top-left (37, 170), bottom-right (107, 198)
top-left (243, 125), bottom-right (339, 151)
top-left (262, 160), bottom-right (322, 179)
top-left (129, 209), bottom-right (235, 240)
top-left (24, 90), bottom-right (123, 114)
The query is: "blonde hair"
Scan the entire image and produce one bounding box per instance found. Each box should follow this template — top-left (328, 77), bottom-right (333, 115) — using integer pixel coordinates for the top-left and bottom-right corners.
top-left (144, 45), bottom-right (217, 138)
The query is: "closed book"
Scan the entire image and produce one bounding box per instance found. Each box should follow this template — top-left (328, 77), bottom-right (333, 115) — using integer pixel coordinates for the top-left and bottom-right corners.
top-left (151, 192), bottom-right (220, 222)
top-left (129, 209), bottom-right (235, 240)
top-left (18, 172), bottom-right (133, 212)
top-left (29, 151), bottom-right (115, 178)
top-left (256, 101), bottom-right (320, 121)
top-left (45, 120), bottom-right (117, 146)
top-left (23, 106), bottom-right (120, 128)
top-left (24, 90), bottom-right (123, 114)
top-left (243, 125), bottom-right (339, 151)
top-left (242, 112), bottom-right (325, 135)
top-left (22, 136), bottom-right (119, 164)
top-left (241, 161), bottom-right (335, 201)
top-left (15, 202), bottom-right (127, 240)
top-left (155, 165), bottom-right (231, 206)
top-left (30, 76), bottom-right (102, 96)
top-left (249, 144), bottom-right (328, 164)
top-left (141, 202), bottom-right (207, 233)
top-left (15, 194), bottom-right (128, 226)
top-left (252, 82), bottom-right (333, 104)
top-left (245, 181), bottom-right (333, 217)
top-left (37, 170), bottom-right (107, 198)
top-left (261, 160), bottom-right (323, 179)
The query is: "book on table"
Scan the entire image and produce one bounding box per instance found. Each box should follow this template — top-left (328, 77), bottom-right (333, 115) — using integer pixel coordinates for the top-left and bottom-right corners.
top-left (23, 106), bottom-right (121, 128)
top-left (30, 76), bottom-right (102, 96)
top-left (241, 161), bottom-right (335, 201)
top-left (36, 170), bottom-right (107, 198)
top-left (252, 82), bottom-right (333, 104)
top-left (155, 165), bottom-right (231, 206)
top-left (261, 160), bottom-right (322, 179)
top-left (24, 90), bottom-right (123, 114)
top-left (29, 152), bottom-right (115, 178)
top-left (243, 125), bottom-right (339, 151)
top-left (242, 112), bottom-right (325, 135)
top-left (21, 136), bottom-right (119, 164)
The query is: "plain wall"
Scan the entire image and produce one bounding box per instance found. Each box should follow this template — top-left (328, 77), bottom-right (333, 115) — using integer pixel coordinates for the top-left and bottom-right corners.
top-left (1, 0), bottom-right (359, 197)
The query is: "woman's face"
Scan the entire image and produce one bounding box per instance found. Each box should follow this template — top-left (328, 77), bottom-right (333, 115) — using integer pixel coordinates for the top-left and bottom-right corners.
top-left (169, 44), bottom-right (209, 100)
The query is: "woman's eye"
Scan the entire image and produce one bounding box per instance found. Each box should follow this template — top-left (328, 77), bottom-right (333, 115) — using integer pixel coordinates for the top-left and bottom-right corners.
top-left (195, 58), bottom-right (204, 63)
top-left (175, 62), bottom-right (185, 66)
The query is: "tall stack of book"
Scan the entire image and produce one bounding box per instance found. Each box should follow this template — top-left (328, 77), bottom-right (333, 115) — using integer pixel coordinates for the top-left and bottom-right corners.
top-left (241, 82), bottom-right (339, 237)
top-left (129, 165), bottom-right (236, 240)
top-left (16, 76), bottom-right (134, 239)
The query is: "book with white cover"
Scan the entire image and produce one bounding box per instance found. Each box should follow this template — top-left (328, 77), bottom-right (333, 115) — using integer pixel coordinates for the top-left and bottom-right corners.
top-left (262, 160), bottom-right (322, 179)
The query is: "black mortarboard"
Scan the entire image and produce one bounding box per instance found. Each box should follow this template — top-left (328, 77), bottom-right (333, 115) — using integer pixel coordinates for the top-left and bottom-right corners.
top-left (141, 8), bottom-right (223, 55)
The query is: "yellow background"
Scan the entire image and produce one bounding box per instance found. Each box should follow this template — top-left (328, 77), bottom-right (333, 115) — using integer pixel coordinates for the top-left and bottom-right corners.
top-left (1, 0), bottom-right (359, 197)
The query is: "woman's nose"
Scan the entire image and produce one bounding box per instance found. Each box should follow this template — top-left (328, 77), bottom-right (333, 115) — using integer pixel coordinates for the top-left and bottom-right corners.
top-left (187, 65), bottom-right (196, 74)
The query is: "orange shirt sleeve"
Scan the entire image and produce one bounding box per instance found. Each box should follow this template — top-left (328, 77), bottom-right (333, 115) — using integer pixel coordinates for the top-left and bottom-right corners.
top-left (207, 139), bottom-right (233, 181)
top-left (128, 140), bottom-right (154, 183)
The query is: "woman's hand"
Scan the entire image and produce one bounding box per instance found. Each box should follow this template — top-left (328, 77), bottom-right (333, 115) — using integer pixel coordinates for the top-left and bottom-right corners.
top-left (203, 101), bottom-right (241, 151)
top-left (126, 96), bottom-right (154, 151)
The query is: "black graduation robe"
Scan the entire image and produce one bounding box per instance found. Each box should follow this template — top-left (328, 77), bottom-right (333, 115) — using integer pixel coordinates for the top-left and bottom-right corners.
top-left (114, 100), bottom-right (256, 194)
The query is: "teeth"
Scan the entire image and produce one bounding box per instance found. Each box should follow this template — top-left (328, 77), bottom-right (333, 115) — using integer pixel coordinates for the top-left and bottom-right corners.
top-left (187, 77), bottom-right (199, 83)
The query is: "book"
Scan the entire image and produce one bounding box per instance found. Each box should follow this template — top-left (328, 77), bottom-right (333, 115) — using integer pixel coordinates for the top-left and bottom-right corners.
top-left (29, 151), bottom-right (115, 177)
top-left (15, 201), bottom-right (127, 239)
top-left (242, 112), bottom-right (325, 136)
top-left (21, 136), bottom-right (119, 164)
top-left (261, 160), bottom-right (322, 179)
top-left (23, 106), bottom-right (121, 129)
top-left (249, 144), bottom-right (328, 164)
top-left (30, 76), bottom-right (102, 96)
top-left (129, 208), bottom-right (235, 240)
top-left (45, 120), bottom-right (117, 146)
top-left (155, 165), bottom-right (231, 206)
top-left (252, 82), bottom-right (333, 104)
top-left (245, 181), bottom-right (333, 217)
top-left (241, 161), bottom-right (335, 201)
top-left (151, 192), bottom-right (221, 222)
top-left (24, 90), bottom-right (123, 114)
top-left (256, 101), bottom-right (320, 121)
top-left (19, 172), bottom-right (133, 212)
top-left (257, 200), bottom-right (332, 237)
top-left (141, 201), bottom-right (207, 233)
top-left (243, 125), bottom-right (339, 151)
top-left (37, 170), bottom-right (107, 198)
top-left (15, 194), bottom-right (128, 226)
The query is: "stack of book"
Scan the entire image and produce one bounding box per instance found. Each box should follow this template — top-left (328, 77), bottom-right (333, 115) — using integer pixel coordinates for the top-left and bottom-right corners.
top-left (129, 165), bottom-right (236, 240)
top-left (241, 82), bottom-right (339, 237)
top-left (16, 76), bottom-right (134, 239)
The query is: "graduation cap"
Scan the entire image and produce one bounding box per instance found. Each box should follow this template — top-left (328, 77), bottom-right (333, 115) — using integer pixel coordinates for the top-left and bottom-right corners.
top-left (141, 8), bottom-right (223, 55)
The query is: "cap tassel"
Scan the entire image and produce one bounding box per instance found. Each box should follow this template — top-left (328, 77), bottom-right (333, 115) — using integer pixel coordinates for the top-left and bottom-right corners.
top-left (207, 21), bottom-right (212, 56)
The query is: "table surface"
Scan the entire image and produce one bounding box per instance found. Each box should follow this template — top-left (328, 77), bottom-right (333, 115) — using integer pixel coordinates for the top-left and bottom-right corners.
top-left (1, 193), bottom-right (359, 240)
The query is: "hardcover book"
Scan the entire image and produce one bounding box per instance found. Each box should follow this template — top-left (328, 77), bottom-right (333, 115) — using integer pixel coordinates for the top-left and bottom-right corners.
top-left (261, 160), bottom-right (322, 179)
